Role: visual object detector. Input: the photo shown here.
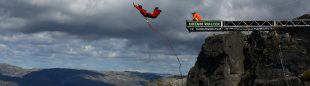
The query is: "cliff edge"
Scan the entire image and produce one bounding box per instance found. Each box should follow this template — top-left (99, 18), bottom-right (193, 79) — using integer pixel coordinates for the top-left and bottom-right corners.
top-left (187, 13), bottom-right (310, 86)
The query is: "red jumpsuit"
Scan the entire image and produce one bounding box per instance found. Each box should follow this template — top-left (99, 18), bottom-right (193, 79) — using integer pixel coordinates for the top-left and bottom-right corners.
top-left (192, 12), bottom-right (203, 21)
top-left (134, 4), bottom-right (161, 19)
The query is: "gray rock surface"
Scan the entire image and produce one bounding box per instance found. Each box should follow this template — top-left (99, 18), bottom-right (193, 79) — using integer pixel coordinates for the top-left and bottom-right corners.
top-left (187, 31), bottom-right (310, 86)
top-left (186, 12), bottom-right (310, 86)
top-left (187, 32), bottom-right (245, 86)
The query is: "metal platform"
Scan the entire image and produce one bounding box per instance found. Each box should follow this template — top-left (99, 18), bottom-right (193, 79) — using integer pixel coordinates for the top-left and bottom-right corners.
top-left (186, 19), bottom-right (310, 32)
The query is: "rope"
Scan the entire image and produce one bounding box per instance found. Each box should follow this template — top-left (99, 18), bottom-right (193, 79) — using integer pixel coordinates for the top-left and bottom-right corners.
top-left (145, 21), bottom-right (183, 75)
top-left (132, 1), bottom-right (184, 84)
top-left (144, 19), bottom-right (184, 85)
top-left (246, 27), bottom-right (290, 86)
top-left (278, 44), bottom-right (290, 86)
top-left (274, 28), bottom-right (290, 86)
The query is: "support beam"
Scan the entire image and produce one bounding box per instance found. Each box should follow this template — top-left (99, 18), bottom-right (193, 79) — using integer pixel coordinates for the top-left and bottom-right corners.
top-left (186, 19), bottom-right (310, 32)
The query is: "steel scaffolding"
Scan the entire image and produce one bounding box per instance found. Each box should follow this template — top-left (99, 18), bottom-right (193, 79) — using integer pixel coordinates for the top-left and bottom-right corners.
top-left (186, 19), bottom-right (310, 32)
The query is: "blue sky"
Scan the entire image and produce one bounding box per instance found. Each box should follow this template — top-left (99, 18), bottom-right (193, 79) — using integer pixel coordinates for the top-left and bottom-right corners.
top-left (0, 0), bottom-right (309, 74)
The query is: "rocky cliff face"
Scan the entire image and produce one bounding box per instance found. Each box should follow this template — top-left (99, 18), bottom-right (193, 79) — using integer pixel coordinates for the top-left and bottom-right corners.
top-left (187, 13), bottom-right (310, 86)
top-left (187, 32), bottom-right (245, 86)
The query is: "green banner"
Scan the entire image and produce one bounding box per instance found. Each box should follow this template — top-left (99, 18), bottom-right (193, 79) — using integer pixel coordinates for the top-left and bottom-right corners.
top-left (186, 21), bottom-right (221, 27)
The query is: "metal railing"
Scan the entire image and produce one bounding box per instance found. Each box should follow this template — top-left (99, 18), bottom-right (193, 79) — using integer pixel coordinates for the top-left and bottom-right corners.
top-left (186, 19), bottom-right (310, 32)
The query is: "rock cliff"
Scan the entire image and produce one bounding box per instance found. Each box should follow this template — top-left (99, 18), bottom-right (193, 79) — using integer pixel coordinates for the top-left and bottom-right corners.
top-left (187, 13), bottom-right (310, 86)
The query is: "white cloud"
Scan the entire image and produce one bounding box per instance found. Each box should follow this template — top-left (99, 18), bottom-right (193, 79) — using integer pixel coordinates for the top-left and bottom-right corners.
top-left (26, 0), bottom-right (128, 16)
top-left (0, 43), bottom-right (7, 51)
top-left (0, 32), bottom-right (195, 74)
top-left (0, 31), bottom-right (68, 44)
top-left (0, 16), bottom-right (28, 30)
top-left (0, 0), bottom-right (309, 74)
top-left (106, 51), bottom-right (120, 58)
top-left (37, 11), bottom-right (73, 23)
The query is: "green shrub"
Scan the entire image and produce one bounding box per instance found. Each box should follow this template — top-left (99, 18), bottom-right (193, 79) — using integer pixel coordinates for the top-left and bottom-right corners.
top-left (156, 80), bottom-right (163, 86)
top-left (301, 69), bottom-right (310, 81)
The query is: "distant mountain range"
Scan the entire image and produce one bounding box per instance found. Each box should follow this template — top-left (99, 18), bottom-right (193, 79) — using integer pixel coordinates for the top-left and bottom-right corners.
top-left (0, 63), bottom-right (171, 86)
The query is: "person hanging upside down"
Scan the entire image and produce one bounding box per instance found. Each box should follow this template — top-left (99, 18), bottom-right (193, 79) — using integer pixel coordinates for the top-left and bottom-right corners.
top-left (133, 3), bottom-right (162, 19)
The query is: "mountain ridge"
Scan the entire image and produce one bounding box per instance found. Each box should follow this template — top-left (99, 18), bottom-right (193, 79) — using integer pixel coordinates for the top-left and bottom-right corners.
top-left (0, 63), bottom-right (167, 86)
